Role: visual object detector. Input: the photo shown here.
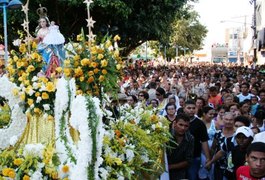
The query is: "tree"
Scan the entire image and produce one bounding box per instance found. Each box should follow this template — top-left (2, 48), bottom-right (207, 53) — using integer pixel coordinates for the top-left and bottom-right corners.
top-left (168, 6), bottom-right (208, 53)
top-left (1, 0), bottom-right (203, 56)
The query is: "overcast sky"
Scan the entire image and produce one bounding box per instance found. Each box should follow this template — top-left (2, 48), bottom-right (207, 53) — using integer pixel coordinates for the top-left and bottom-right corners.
top-left (193, 0), bottom-right (253, 51)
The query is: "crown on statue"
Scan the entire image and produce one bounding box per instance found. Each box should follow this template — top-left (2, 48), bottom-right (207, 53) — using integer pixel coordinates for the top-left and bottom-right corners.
top-left (36, 4), bottom-right (48, 18)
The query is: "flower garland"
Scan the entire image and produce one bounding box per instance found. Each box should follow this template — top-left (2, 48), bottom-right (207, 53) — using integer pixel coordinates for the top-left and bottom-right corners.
top-left (0, 76), bottom-right (27, 149)
top-left (54, 77), bottom-right (76, 164)
top-left (69, 95), bottom-right (91, 180)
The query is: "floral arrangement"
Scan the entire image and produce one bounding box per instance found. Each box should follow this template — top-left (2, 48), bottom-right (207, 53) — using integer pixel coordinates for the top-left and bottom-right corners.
top-left (0, 76), bottom-right (27, 150)
top-left (64, 32), bottom-right (123, 97)
top-left (99, 105), bottom-right (171, 179)
top-left (6, 42), bottom-right (57, 118)
top-left (0, 143), bottom-right (70, 180)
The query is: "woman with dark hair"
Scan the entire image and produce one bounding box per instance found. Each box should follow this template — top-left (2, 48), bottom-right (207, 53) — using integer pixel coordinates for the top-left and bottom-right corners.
top-left (164, 102), bottom-right (177, 129)
top-left (126, 95), bottom-right (138, 108)
top-left (137, 90), bottom-right (149, 104)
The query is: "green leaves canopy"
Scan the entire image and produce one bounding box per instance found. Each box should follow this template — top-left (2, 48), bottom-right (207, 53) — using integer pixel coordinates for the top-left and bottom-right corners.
top-left (2, 0), bottom-right (205, 56)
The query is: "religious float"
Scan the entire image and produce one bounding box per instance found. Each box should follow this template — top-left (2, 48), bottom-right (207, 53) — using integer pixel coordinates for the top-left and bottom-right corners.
top-left (0, 1), bottom-right (170, 179)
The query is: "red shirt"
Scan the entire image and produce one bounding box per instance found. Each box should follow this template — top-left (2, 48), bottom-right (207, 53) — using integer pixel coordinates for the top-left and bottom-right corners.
top-left (208, 94), bottom-right (222, 108)
top-left (236, 166), bottom-right (265, 180)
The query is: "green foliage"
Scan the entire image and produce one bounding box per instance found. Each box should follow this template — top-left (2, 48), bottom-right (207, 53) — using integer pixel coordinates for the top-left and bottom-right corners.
top-left (169, 7), bottom-right (208, 52)
top-left (4, 0), bottom-right (206, 57)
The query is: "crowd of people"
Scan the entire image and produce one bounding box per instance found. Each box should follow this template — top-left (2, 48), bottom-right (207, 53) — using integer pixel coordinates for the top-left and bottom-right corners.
top-left (113, 60), bottom-right (265, 180)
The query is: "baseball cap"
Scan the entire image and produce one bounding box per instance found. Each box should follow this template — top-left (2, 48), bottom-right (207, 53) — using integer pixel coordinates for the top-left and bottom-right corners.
top-left (252, 131), bottom-right (265, 143)
top-left (235, 126), bottom-right (254, 138)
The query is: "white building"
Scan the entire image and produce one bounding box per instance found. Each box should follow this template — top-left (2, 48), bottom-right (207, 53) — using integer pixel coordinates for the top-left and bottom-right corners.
top-left (256, 0), bottom-right (265, 64)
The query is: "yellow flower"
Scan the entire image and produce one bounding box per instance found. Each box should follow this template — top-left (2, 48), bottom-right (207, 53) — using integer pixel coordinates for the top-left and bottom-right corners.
top-left (42, 92), bottom-right (49, 99)
top-left (64, 68), bottom-right (71, 77)
top-left (62, 165), bottom-right (70, 173)
top-left (114, 35), bottom-right (121, 41)
top-left (20, 93), bottom-right (25, 101)
top-left (81, 58), bottom-right (90, 66)
top-left (93, 68), bottom-right (99, 74)
top-left (105, 40), bottom-right (112, 48)
top-left (74, 67), bottom-right (83, 77)
top-left (34, 108), bottom-right (41, 114)
top-left (48, 115), bottom-right (54, 121)
top-left (16, 61), bottom-right (23, 68)
top-left (99, 75), bottom-right (105, 82)
top-left (102, 69), bottom-right (107, 75)
top-left (56, 67), bottom-right (62, 73)
top-left (35, 92), bottom-right (40, 97)
top-left (46, 82), bottom-right (55, 92)
top-left (114, 50), bottom-right (119, 58)
top-left (64, 59), bottom-right (71, 67)
top-left (114, 157), bottom-right (122, 166)
top-left (27, 99), bottom-right (34, 106)
top-left (31, 52), bottom-right (40, 59)
top-left (25, 85), bottom-right (33, 94)
top-left (80, 76), bottom-right (85, 82)
top-left (90, 46), bottom-right (97, 54)
top-left (77, 34), bottom-right (83, 41)
top-left (88, 76), bottom-right (94, 83)
top-left (24, 80), bottom-right (30, 86)
top-left (8, 170), bottom-right (16, 178)
top-left (91, 62), bottom-right (98, 68)
top-left (103, 136), bottom-right (110, 144)
top-left (73, 55), bottom-right (80, 61)
top-left (26, 65), bottom-right (35, 73)
top-left (52, 172), bottom-right (58, 179)
top-left (32, 41), bottom-right (37, 49)
top-left (39, 77), bottom-right (49, 83)
top-left (23, 175), bottom-right (30, 180)
top-left (101, 59), bottom-right (108, 67)
top-left (19, 44), bottom-right (27, 53)
top-left (88, 71), bottom-right (94, 76)
top-left (76, 90), bottom-right (83, 95)
top-left (97, 54), bottom-right (104, 60)
top-left (12, 88), bottom-right (19, 96)
top-left (116, 64), bottom-right (121, 70)
top-left (13, 56), bottom-right (19, 62)
top-left (14, 158), bottom-right (24, 166)
top-left (2, 168), bottom-right (11, 176)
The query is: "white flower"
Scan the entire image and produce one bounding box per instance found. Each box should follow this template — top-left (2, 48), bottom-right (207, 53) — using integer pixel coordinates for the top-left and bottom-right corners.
top-left (31, 171), bottom-right (43, 180)
top-left (141, 154), bottom-right (149, 163)
top-left (32, 82), bottom-right (39, 89)
top-left (36, 96), bottom-right (42, 103)
top-left (0, 76), bottom-right (27, 149)
top-left (99, 167), bottom-right (108, 180)
top-left (39, 84), bottom-right (46, 91)
top-left (12, 39), bottom-right (21, 46)
top-left (28, 89), bottom-right (35, 96)
top-left (32, 76), bottom-right (38, 82)
top-left (43, 113), bottom-right (48, 119)
top-left (43, 104), bottom-right (50, 111)
top-left (23, 144), bottom-right (45, 158)
top-left (125, 148), bottom-right (135, 161)
top-left (9, 136), bottom-right (18, 146)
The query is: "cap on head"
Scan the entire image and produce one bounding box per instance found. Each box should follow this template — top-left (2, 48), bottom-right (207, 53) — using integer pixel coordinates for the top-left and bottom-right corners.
top-left (235, 126), bottom-right (254, 138)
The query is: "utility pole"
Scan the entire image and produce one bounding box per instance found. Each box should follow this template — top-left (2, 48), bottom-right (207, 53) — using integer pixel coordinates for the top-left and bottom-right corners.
top-left (252, 0), bottom-right (257, 65)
